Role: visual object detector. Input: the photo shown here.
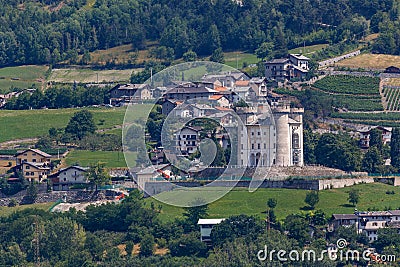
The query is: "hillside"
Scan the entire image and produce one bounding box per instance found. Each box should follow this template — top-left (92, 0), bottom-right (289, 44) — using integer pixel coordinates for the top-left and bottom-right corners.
top-left (0, 0), bottom-right (398, 68)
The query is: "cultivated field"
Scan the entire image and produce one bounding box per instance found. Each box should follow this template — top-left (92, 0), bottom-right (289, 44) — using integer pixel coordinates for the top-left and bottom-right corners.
top-left (148, 183), bottom-right (400, 222)
top-left (335, 53), bottom-right (400, 69)
top-left (0, 65), bottom-right (48, 92)
top-left (48, 68), bottom-right (140, 83)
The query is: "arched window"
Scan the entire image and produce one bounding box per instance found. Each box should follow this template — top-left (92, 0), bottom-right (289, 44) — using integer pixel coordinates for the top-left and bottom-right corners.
top-left (292, 133), bottom-right (300, 149)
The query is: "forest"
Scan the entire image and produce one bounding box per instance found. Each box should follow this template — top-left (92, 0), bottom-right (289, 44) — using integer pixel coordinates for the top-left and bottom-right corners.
top-left (0, 0), bottom-right (399, 67)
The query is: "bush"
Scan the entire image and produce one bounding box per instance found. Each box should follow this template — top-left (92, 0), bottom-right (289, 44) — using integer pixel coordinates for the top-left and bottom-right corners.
top-left (8, 198), bottom-right (18, 207)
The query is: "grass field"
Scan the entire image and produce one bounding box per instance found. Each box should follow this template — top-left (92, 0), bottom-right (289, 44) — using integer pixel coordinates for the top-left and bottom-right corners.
top-left (65, 150), bottom-right (135, 168)
top-left (48, 68), bottom-right (139, 83)
top-left (289, 43), bottom-right (329, 56)
top-left (335, 53), bottom-right (400, 69)
top-left (224, 52), bottom-right (259, 69)
top-left (147, 183), bottom-right (400, 222)
top-left (87, 44), bottom-right (154, 66)
top-left (0, 202), bottom-right (54, 218)
top-left (0, 107), bottom-right (127, 143)
top-left (386, 78), bottom-right (400, 86)
top-left (0, 65), bottom-right (48, 92)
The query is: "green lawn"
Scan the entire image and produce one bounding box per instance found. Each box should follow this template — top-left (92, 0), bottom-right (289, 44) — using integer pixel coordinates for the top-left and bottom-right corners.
top-left (289, 44), bottom-right (329, 55)
top-left (0, 107), bottom-right (129, 143)
top-left (0, 202), bottom-right (54, 218)
top-left (0, 104), bottom-right (153, 143)
top-left (0, 65), bottom-right (48, 92)
top-left (146, 183), bottom-right (400, 222)
top-left (65, 150), bottom-right (136, 168)
top-left (224, 52), bottom-right (259, 69)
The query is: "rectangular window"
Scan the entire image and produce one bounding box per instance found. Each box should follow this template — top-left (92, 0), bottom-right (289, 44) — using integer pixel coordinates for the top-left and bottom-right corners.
top-left (26, 172), bottom-right (30, 176)
top-left (258, 144), bottom-right (261, 149)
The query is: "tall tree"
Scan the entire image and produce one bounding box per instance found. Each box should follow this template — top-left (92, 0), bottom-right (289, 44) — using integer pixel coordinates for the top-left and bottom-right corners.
top-left (65, 110), bottom-right (97, 140)
top-left (391, 127), bottom-right (400, 169)
top-left (305, 190), bottom-right (319, 209)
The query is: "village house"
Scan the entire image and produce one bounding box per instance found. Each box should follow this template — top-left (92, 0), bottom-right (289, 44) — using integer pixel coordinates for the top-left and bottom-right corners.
top-left (176, 126), bottom-right (201, 155)
top-left (162, 99), bottom-right (183, 115)
top-left (265, 54), bottom-right (310, 81)
top-left (358, 126), bottom-right (392, 149)
top-left (331, 210), bottom-right (400, 242)
top-left (108, 83), bottom-right (152, 105)
top-left (163, 83), bottom-right (217, 101)
top-left (15, 148), bottom-right (52, 166)
top-left (208, 94), bottom-right (231, 108)
top-left (50, 166), bottom-right (89, 191)
top-left (198, 218), bottom-right (225, 242)
top-left (136, 164), bottom-right (171, 190)
top-left (21, 162), bottom-right (50, 182)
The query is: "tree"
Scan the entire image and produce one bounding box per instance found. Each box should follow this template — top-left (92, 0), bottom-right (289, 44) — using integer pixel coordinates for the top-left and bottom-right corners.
top-left (211, 214), bottom-right (263, 247)
top-left (183, 198), bottom-right (209, 227)
top-left (24, 182), bottom-right (38, 204)
top-left (391, 127), bottom-right (400, 169)
top-left (139, 234), bottom-right (155, 257)
top-left (65, 110), bottom-right (97, 140)
top-left (369, 128), bottom-right (383, 151)
top-left (183, 50), bottom-right (197, 62)
top-left (348, 188), bottom-right (360, 207)
top-left (362, 146), bottom-right (383, 173)
top-left (284, 214), bottom-right (310, 246)
top-left (169, 232), bottom-right (207, 257)
top-left (267, 198), bottom-right (277, 209)
top-left (80, 49), bottom-right (91, 65)
top-left (210, 47), bottom-right (225, 63)
top-left (255, 42), bottom-right (273, 60)
top-left (267, 198), bottom-right (277, 228)
top-left (305, 190), bottom-right (319, 209)
top-left (86, 163), bottom-right (111, 191)
top-left (35, 136), bottom-right (52, 150)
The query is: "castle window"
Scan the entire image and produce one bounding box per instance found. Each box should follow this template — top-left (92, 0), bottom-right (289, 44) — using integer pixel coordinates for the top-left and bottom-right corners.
top-left (292, 133), bottom-right (300, 149)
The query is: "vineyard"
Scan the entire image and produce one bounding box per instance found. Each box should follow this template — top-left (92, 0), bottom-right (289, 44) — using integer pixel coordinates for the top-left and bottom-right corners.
top-left (332, 95), bottom-right (383, 111)
top-left (382, 86), bottom-right (400, 111)
top-left (313, 75), bottom-right (380, 95)
top-left (331, 112), bottom-right (400, 121)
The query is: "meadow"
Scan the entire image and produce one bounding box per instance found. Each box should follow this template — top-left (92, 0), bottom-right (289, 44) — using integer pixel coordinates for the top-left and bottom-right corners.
top-left (0, 107), bottom-right (127, 143)
top-left (65, 150), bottom-right (136, 168)
top-left (0, 65), bottom-right (48, 92)
top-left (48, 68), bottom-right (138, 83)
top-left (147, 183), bottom-right (400, 222)
top-left (289, 43), bottom-right (329, 55)
top-left (335, 53), bottom-right (400, 70)
top-left (0, 202), bottom-right (54, 217)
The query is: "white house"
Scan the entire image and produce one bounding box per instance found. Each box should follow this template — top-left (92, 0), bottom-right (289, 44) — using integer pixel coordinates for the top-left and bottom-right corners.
top-left (58, 166), bottom-right (89, 184)
top-left (198, 218), bottom-right (225, 242)
top-left (176, 126), bottom-right (201, 155)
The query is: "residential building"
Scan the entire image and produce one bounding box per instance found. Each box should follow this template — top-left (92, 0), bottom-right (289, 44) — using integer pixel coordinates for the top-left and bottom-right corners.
top-left (163, 83), bottom-right (217, 101)
top-left (50, 166), bottom-right (89, 191)
top-left (136, 164), bottom-right (171, 190)
top-left (22, 162), bottom-right (50, 182)
top-left (331, 210), bottom-right (400, 242)
top-left (358, 126), bottom-right (392, 149)
top-left (265, 54), bottom-right (310, 81)
top-left (198, 218), bottom-right (225, 242)
top-left (108, 83), bottom-right (152, 105)
top-left (176, 126), bottom-right (201, 155)
top-left (162, 99), bottom-right (183, 115)
top-left (15, 149), bottom-right (52, 166)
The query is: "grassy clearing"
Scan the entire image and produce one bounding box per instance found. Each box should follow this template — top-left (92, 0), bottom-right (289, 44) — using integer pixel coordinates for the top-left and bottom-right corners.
top-left (147, 183), bottom-right (400, 222)
top-left (0, 65), bottom-right (48, 92)
top-left (224, 52), bottom-right (259, 69)
top-left (0, 202), bottom-right (54, 218)
top-left (87, 43), bottom-right (157, 65)
top-left (289, 44), bottom-right (329, 55)
top-left (0, 107), bottom-right (127, 143)
top-left (335, 53), bottom-right (400, 70)
top-left (65, 150), bottom-right (134, 168)
top-left (49, 68), bottom-right (139, 83)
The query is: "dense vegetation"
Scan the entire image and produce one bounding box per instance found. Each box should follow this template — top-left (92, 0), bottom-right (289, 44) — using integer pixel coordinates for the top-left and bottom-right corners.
top-left (2, 188), bottom-right (400, 266)
top-left (313, 75), bottom-right (380, 95)
top-left (0, 0), bottom-right (398, 67)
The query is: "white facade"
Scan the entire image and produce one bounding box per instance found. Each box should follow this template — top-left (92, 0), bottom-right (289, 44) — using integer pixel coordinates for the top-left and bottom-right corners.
top-left (58, 166), bottom-right (89, 184)
top-left (176, 127), bottom-right (200, 155)
top-left (198, 218), bottom-right (225, 242)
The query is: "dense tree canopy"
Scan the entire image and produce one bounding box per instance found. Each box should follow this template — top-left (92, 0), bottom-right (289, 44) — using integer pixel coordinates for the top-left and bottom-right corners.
top-left (0, 0), bottom-right (398, 67)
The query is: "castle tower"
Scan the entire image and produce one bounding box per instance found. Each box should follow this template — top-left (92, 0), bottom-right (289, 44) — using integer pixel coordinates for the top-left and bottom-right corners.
top-left (272, 101), bottom-right (304, 167)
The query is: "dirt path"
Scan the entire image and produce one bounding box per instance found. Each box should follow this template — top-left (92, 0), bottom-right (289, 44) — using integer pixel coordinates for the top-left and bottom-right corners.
top-left (0, 138), bottom-right (38, 149)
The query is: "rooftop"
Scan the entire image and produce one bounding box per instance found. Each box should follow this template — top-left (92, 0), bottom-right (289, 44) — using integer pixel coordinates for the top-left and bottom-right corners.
top-left (198, 218), bottom-right (225, 225)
